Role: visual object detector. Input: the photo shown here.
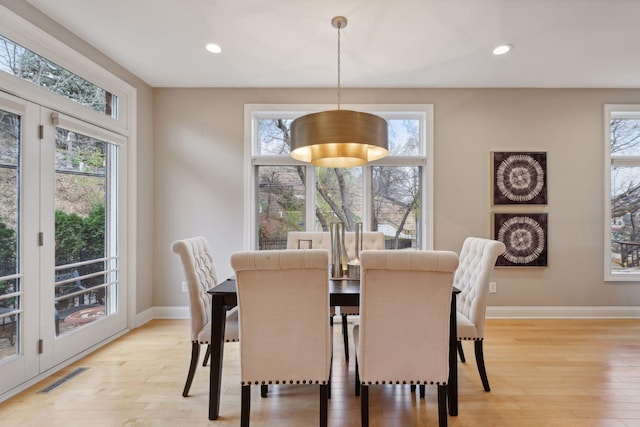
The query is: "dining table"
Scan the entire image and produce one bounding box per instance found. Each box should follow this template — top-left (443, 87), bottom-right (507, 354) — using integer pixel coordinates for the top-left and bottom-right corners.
top-left (207, 277), bottom-right (461, 420)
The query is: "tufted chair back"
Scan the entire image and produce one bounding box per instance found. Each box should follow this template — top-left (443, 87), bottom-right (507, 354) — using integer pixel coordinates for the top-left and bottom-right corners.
top-left (231, 249), bottom-right (332, 425)
top-left (453, 237), bottom-right (505, 393)
top-left (356, 249), bottom-right (458, 384)
top-left (171, 236), bottom-right (239, 397)
top-left (286, 230), bottom-right (385, 259)
top-left (172, 236), bottom-right (218, 342)
top-left (453, 237), bottom-right (505, 340)
top-left (286, 230), bottom-right (384, 362)
top-left (354, 249), bottom-right (458, 426)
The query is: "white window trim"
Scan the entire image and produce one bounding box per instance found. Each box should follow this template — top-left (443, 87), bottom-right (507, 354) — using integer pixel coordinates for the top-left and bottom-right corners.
top-left (244, 103), bottom-right (434, 251)
top-left (0, 5), bottom-right (138, 326)
top-left (604, 104), bottom-right (640, 281)
top-left (0, 5), bottom-right (134, 135)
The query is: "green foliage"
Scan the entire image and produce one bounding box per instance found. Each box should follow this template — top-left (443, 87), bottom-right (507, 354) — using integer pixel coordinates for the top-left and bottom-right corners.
top-left (0, 220), bottom-right (17, 307)
top-left (0, 220), bottom-right (16, 277)
top-left (55, 203), bottom-right (105, 265)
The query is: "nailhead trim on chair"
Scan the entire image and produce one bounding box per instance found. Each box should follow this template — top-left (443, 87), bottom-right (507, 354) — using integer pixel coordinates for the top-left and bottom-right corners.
top-left (361, 380), bottom-right (447, 385)
top-left (241, 380), bottom-right (329, 385)
top-left (458, 337), bottom-right (483, 341)
top-left (197, 339), bottom-right (239, 343)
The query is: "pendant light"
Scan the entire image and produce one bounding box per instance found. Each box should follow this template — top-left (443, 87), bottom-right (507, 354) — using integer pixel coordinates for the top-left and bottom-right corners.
top-left (290, 16), bottom-right (388, 168)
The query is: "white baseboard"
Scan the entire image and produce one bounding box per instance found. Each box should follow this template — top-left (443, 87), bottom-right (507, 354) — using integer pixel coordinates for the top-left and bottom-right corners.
top-left (487, 306), bottom-right (640, 318)
top-left (134, 307), bottom-right (154, 327)
top-left (150, 306), bottom-right (190, 319)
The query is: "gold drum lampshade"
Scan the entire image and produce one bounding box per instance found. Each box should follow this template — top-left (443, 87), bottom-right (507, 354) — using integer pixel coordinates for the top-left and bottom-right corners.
top-left (290, 109), bottom-right (388, 168)
top-left (288, 16), bottom-right (389, 168)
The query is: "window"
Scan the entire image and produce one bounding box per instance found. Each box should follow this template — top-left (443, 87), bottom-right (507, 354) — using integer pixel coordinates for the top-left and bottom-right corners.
top-left (246, 105), bottom-right (433, 251)
top-left (0, 35), bottom-right (117, 117)
top-left (604, 105), bottom-right (640, 280)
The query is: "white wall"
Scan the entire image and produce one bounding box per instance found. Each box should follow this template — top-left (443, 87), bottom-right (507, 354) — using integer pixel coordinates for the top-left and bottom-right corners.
top-left (154, 87), bottom-right (640, 310)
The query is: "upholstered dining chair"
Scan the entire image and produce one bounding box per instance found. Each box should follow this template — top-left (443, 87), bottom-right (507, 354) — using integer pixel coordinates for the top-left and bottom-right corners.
top-left (354, 250), bottom-right (459, 427)
top-left (231, 249), bottom-right (332, 427)
top-left (171, 236), bottom-right (239, 397)
top-left (454, 237), bottom-right (506, 392)
top-left (286, 230), bottom-right (384, 361)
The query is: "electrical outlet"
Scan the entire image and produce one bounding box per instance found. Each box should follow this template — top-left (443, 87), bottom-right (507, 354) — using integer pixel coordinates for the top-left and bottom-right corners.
top-left (181, 281), bottom-right (188, 293)
top-left (489, 281), bottom-right (497, 293)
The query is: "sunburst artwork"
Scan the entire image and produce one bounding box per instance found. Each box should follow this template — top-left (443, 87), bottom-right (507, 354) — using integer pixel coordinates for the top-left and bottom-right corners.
top-left (492, 151), bottom-right (547, 205)
top-left (494, 213), bottom-right (548, 267)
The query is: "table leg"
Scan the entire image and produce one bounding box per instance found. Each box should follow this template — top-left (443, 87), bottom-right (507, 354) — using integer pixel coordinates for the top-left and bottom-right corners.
top-left (448, 293), bottom-right (458, 416)
top-left (209, 295), bottom-right (227, 420)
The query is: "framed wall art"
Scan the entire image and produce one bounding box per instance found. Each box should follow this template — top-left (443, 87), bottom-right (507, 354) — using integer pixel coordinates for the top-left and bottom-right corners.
top-left (494, 212), bottom-right (548, 267)
top-left (492, 151), bottom-right (547, 205)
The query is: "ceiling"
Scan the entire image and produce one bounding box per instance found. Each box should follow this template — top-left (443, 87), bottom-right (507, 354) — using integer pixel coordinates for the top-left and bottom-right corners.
top-left (24, 0), bottom-right (640, 88)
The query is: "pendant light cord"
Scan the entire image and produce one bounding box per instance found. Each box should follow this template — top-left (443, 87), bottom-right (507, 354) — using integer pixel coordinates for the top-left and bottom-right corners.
top-left (337, 20), bottom-right (342, 110)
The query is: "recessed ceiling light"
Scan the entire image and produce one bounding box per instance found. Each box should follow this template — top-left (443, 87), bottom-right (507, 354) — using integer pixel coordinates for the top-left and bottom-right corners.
top-left (492, 44), bottom-right (512, 55)
top-left (205, 43), bottom-right (222, 54)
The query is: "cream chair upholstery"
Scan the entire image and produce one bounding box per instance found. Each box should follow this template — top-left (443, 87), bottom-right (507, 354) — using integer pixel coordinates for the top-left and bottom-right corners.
top-left (286, 231), bottom-right (331, 252)
top-left (454, 237), bottom-right (506, 392)
top-left (286, 230), bottom-right (385, 361)
top-left (171, 237), bottom-right (239, 397)
top-left (231, 249), bottom-right (332, 427)
top-left (286, 230), bottom-right (384, 260)
top-left (354, 250), bottom-right (458, 427)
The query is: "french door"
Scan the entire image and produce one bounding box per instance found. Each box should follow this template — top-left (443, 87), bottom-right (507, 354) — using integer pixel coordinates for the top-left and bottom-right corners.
top-left (0, 91), bottom-right (127, 396)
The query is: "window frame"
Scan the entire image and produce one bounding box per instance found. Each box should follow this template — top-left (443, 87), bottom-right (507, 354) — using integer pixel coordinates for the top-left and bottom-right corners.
top-left (244, 104), bottom-right (433, 251)
top-left (50, 111), bottom-right (125, 333)
top-left (604, 104), bottom-right (640, 281)
top-left (0, 4), bottom-right (137, 328)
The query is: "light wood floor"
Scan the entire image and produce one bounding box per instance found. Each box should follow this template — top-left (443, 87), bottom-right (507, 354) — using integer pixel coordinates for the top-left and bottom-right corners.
top-left (1, 318), bottom-right (640, 426)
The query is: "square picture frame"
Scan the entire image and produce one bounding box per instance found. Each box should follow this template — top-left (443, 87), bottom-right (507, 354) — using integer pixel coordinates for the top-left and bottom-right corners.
top-left (492, 151), bottom-right (547, 205)
top-left (494, 212), bottom-right (548, 267)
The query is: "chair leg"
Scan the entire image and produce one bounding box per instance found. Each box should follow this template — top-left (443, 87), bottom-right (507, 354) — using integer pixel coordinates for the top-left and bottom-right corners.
top-left (202, 344), bottom-right (210, 367)
top-left (328, 354), bottom-right (332, 399)
top-left (241, 385), bottom-right (251, 427)
top-left (355, 358), bottom-right (360, 396)
top-left (261, 384), bottom-right (268, 397)
top-left (419, 384), bottom-right (426, 398)
top-left (474, 340), bottom-right (491, 391)
top-left (182, 342), bottom-right (200, 397)
top-left (341, 314), bottom-right (349, 361)
top-left (361, 384), bottom-right (369, 427)
top-left (457, 340), bottom-right (466, 363)
top-left (320, 384), bottom-right (328, 427)
top-left (437, 384), bottom-right (448, 427)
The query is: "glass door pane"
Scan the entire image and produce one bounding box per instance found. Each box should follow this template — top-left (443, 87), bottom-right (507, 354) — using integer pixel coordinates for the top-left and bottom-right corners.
top-left (0, 93), bottom-right (39, 396)
top-left (53, 127), bottom-right (116, 336)
top-left (0, 109), bottom-right (20, 360)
